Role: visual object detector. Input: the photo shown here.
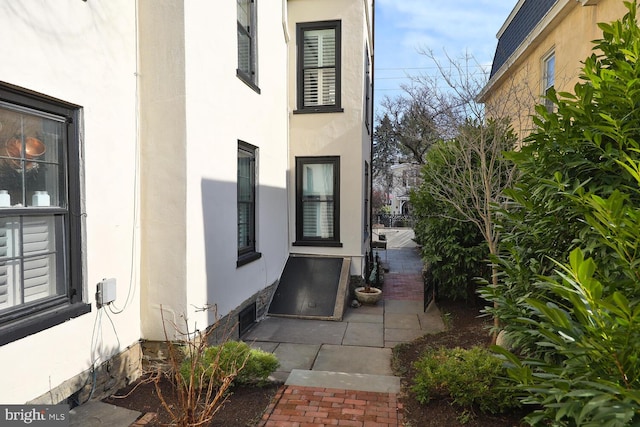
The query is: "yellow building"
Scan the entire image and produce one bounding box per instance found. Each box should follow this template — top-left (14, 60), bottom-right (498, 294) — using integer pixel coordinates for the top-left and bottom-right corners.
top-left (479, 0), bottom-right (628, 136)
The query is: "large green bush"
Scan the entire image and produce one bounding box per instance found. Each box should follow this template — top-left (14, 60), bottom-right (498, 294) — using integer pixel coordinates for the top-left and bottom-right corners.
top-left (411, 346), bottom-right (520, 415)
top-left (484, 2), bottom-right (640, 424)
top-left (484, 0), bottom-right (640, 355)
top-left (494, 249), bottom-right (640, 426)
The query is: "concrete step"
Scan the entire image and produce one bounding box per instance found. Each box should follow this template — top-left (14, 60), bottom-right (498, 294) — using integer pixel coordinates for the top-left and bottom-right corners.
top-left (285, 369), bottom-right (401, 394)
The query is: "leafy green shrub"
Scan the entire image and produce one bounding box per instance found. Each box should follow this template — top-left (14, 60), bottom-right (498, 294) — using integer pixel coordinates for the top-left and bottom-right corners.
top-left (181, 340), bottom-right (278, 386)
top-left (484, 5), bottom-right (640, 425)
top-left (484, 1), bottom-right (640, 356)
top-left (494, 249), bottom-right (640, 426)
top-left (411, 346), bottom-right (520, 415)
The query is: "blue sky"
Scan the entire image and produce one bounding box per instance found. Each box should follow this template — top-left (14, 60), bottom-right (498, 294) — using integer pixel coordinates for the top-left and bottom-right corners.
top-left (374, 1), bottom-right (515, 110)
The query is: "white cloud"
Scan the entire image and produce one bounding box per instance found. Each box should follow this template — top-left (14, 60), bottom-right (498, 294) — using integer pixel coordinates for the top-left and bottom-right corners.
top-left (376, 0), bottom-right (513, 60)
top-left (373, 1), bottom-right (515, 105)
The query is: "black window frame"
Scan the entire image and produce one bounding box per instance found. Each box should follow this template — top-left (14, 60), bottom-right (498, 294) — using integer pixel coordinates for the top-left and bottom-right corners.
top-left (237, 141), bottom-right (261, 267)
top-left (237, 0), bottom-right (260, 93)
top-left (293, 156), bottom-right (342, 247)
top-left (364, 161), bottom-right (370, 241)
top-left (0, 81), bottom-right (89, 346)
top-left (294, 20), bottom-right (343, 114)
top-left (364, 43), bottom-right (372, 133)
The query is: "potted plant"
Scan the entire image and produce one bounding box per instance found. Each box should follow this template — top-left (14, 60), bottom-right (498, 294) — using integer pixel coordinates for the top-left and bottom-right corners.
top-left (354, 252), bottom-right (383, 304)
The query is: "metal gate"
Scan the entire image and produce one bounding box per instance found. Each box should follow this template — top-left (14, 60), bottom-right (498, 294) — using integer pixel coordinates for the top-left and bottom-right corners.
top-left (422, 264), bottom-right (436, 311)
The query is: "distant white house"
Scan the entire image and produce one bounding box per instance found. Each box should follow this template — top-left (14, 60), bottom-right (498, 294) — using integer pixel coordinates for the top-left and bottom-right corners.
top-left (0, 0), bottom-right (373, 405)
top-left (372, 162), bottom-right (421, 223)
top-left (387, 163), bottom-right (421, 216)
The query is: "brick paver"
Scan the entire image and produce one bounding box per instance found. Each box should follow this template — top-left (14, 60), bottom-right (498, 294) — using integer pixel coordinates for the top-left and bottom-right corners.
top-left (383, 273), bottom-right (422, 301)
top-left (258, 385), bottom-right (403, 427)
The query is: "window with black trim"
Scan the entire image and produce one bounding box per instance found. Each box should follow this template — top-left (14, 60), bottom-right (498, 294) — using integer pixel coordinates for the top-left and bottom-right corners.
top-left (365, 44), bottom-right (372, 133)
top-left (0, 82), bottom-right (89, 346)
top-left (237, 0), bottom-right (259, 92)
top-left (294, 157), bottom-right (341, 247)
top-left (364, 161), bottom-right (370, 240)
top-left (237, 141), bottom-right (261, 266)
top-left (543, 51), bottom-right (555, 112)
top-left (295, 21), bottom-right (342, 113)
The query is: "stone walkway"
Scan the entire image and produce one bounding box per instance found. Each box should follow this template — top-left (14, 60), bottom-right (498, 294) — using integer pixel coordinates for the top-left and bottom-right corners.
top-left (255, 228), bottom-right (440, 427)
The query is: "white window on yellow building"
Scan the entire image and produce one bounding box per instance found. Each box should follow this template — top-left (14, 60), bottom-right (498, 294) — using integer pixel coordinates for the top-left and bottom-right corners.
top-left (543, 51), bottom-right (555, 112)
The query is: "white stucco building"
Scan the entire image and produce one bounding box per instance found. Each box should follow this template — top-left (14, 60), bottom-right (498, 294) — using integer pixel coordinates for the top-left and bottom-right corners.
top-left (0, 0), bottom-right (373, 405)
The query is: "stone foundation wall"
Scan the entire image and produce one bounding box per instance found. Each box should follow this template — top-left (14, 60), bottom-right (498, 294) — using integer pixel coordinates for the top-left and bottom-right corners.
top-left (142, 281), bottom-right (278, 370)
top-left (28, 342), bottom-right (142, 406)
top-left (26, 283), bottom-right (279, 405)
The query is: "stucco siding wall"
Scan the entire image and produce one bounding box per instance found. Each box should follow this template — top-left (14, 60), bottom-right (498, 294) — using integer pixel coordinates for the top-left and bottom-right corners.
top-left (139, 0), bottom-right (289, 340)
top-left (287, 0), bottom-right (370, 275)
top-left (484, 0), bottom-right (628, 136)
top-left (183, 0), bottom-right (289, 331)
top-left (138, 0), bottom-right (189, 341)
top-left (0, 1), bottom-right (140, 403)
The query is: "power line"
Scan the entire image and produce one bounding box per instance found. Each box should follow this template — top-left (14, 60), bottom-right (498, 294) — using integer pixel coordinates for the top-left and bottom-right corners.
top-left (375, 64), bottom-right (489, 71)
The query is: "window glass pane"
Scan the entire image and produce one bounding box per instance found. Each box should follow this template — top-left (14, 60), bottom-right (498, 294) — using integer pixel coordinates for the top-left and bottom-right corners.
top-left (238, 151), bottom-right (252, 199)
top-left (302, 28), bottom-right (336, 107)
top-left (302, 163), bottom-right (333, 197)
top-left (237, 146), bottom-right (255, 254)
top-left (237, 202), bottom-right (252, 248)
top-left (304, 69), bottom-right (336, 106)
top-left (302, 163), bottom-right (334, 239)
top-left (237, 0), bottom-right (250, 28)
top-left (237, 27), bottom-right (251, 76)
top-left (544, 54), bottom-right (555, 91)
top-left (0, 216), bottom-right (63, 311)
top-left (0, 104), bottom-right (64, 208)
top-left (302, 200), bottom-right (334, 238)
top-left (544, 54), bottom-right (555, 112)
top-left (303, 29), bottom-right (335, 67)
top-left (237, 0), bottom-right (254, 80)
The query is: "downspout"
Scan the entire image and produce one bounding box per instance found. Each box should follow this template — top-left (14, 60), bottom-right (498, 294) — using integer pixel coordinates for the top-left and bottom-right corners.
top-left (369, 0), bottom-right (375, 258)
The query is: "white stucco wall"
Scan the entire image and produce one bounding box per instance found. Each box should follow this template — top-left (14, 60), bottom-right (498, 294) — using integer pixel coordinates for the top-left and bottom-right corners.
top-left (183, 0), bottom-right (289, 330)
top-left (0, 0), bottom-right (368, 403)
top-left (0, 1), bottom-right (140, 403)
top-left (287, 0), bottom-right (373, 275)
top-left (139, 0), bottom-right (289, 340)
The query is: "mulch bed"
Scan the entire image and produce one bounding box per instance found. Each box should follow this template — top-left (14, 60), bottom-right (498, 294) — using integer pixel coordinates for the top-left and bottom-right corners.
top-left (104, 298), bottom-right (529, 426)
top-left (104, 377), bottom-right (280, 426)
top-left (393, 298), bottom-right (529, 427)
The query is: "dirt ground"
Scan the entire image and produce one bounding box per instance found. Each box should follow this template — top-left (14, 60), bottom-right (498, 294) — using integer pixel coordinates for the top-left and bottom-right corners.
top-left (104, 298), bottom-right (528, 426)
top-left (104, 377), bottom-right (280, 426)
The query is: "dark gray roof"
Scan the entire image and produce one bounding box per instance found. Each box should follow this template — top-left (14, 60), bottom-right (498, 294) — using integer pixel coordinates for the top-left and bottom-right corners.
top-left (490, 0), bottom-right (557, 78)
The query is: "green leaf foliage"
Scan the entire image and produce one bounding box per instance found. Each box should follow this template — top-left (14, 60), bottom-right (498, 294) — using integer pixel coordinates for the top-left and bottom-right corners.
top-left (485, 0), bottom-right (640, 355)
top-left (180, 340), bottom-right (279, 387)
top-left (483, 2), bottom-right (640, 425)
top-left (494, 249), bottom-right (640, 426)
top-left (411, 346), bottom-right (520, 415)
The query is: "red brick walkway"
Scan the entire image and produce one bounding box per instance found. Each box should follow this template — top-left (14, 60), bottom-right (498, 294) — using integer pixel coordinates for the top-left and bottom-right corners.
top-left (258, 385), bottom-right (403, 427)
top-left (383, 273), bottom-right (423, 301)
